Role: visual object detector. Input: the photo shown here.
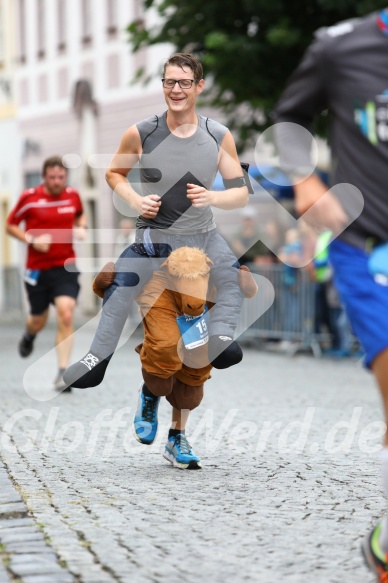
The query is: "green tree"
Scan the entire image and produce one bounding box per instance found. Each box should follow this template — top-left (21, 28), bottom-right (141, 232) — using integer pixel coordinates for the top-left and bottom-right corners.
top-left (128, 0), bottom-right (387, 148)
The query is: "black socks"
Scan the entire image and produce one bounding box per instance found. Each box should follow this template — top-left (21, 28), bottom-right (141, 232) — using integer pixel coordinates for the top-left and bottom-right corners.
top-left (168, 428), bottom-right (185, 439)
top-left (142, 384), bottom-right (158, 400)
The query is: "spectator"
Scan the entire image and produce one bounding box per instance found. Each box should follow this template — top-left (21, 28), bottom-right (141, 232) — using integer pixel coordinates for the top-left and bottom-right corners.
top-left (231, 208), bottom-right (276, 265)
top-left (278, 228), bottom-right (303, 341)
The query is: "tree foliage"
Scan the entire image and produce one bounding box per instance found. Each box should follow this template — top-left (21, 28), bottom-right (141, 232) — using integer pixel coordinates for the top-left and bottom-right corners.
top-left (128, 0), bottom-right (387, 148)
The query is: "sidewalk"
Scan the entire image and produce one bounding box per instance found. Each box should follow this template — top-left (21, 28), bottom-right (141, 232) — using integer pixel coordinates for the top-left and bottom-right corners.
top-left (0, 321), bottom-right (383, 582)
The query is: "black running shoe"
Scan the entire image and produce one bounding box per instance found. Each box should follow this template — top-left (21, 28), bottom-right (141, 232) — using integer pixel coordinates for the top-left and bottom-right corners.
top-left (63, 352), bottom-right (110, 388)
top-left (18, 334), bottom-right (35, 357)
top-left (361, 522), bottom-right (388, 582)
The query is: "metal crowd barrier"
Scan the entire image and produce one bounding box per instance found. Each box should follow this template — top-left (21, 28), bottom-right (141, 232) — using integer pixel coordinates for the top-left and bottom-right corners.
top-left (237, 263), bottom-right (327, 356)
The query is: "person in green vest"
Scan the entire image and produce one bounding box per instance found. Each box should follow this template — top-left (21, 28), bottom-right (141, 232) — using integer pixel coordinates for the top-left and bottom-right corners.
top-left (314, 231), bottom-right (353, 357)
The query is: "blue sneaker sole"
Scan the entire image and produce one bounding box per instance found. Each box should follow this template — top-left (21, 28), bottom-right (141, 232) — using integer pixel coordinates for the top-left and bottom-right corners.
top-left (163, 450), bottom-right (202, 470)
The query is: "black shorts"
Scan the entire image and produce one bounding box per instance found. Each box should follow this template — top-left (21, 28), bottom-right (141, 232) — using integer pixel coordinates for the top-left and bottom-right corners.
top-left (25, 266), bottom-right (80, 315)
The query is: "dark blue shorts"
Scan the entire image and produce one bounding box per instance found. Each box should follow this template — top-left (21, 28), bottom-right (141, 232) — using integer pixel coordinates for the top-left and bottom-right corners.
top-left (329, 239), bottom-right (388, 368)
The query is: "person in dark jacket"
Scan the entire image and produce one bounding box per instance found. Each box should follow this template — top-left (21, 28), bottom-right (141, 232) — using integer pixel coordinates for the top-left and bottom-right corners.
top-left (273, 9), bottom-right (388, 579)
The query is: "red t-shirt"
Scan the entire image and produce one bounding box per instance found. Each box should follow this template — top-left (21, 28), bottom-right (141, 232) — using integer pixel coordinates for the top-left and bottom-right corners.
top-left (7, 184), bottom-right (83, 270)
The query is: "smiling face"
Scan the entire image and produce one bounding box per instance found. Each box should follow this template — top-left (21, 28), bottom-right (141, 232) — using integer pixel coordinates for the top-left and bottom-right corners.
top-left (163, 64), bottom-right (204, 114)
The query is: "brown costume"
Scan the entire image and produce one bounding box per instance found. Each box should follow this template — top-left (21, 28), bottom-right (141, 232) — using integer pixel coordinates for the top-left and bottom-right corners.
top-left (93, 247), bottom-right (258, 411)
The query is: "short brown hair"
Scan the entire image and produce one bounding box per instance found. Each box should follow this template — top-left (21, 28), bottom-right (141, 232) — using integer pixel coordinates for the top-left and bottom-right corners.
top-left (42, 156), bottom-right (67, 176)
top-left (163, 53), bottom-right (203, 81)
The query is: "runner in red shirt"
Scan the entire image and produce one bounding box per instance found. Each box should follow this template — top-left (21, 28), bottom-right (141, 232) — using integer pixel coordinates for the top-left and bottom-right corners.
top-left (6, 156), bottom-right (87, 392)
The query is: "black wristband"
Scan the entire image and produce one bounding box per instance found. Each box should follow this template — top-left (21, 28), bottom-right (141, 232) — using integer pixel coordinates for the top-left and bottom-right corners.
top-left (223, 176), bottom-right (247, 189)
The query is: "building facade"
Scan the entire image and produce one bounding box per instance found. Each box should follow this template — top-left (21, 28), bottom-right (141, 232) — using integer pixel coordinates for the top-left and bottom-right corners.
top-left (0, 0), bottom-right (23, 312)
top-left (1, 0), bottom-right (171, 312)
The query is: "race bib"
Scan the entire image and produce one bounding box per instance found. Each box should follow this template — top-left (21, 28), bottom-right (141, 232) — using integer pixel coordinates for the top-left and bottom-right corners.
top-left (24, 269), bottom-right (41, 286)
top-left (176, 306), bottom-right (209, 350)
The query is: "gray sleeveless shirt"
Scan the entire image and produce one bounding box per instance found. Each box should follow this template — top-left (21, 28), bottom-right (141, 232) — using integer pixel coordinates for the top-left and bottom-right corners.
top-left (135, 112), bottom-right (228, 234)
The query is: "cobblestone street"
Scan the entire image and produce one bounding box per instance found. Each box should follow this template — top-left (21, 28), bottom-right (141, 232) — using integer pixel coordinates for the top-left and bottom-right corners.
top-left (0, 319), bottom-right (384, 582)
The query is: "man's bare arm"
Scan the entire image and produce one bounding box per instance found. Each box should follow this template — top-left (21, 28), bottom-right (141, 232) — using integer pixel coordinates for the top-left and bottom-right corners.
top-left (105, 125), bottom-right (161, 218)
top-left (6, 223), bottom-right (51, 252)
top-left (293, 174), bottom-right (348, 234)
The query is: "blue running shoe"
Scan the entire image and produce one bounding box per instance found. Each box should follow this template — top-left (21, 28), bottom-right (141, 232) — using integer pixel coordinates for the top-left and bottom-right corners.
top-left (163, 434), bottom-right (202, 470)
top-left (133, 383), bottom-right (160, 445)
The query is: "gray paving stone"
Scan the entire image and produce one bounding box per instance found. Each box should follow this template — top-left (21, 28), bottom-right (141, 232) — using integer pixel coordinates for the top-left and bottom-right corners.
top-left (5, 542), bottom-right (53, 554)
top-left (10, 553), bottom-right (64, 576)
top-left (22, 576), bottom-right (74, 583)
top-left (0, 491), bottom-right (23, 504)
top-left (1, 531), bottom-right (45, 544)
top-left (0, 502), bottom-right (28, 517)
top-left (0, 563), bottom-right (10, 583)
top-left (0, 518), bottom-right (35, 529)
top-left (0, 526), bottom-right (42, 537)
top-left (10, 552), bottom-right (58, 565)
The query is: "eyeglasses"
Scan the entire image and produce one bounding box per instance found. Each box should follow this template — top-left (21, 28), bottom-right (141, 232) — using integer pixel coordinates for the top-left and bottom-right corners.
top-left (161, 78), bottom-right (197, 89)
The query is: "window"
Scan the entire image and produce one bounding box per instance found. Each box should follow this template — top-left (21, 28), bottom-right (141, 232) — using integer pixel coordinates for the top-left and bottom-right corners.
top-left (18, 0), bottom-right (26, 63)
top-left (57, 0), bottom-right (66, 52)
top-left (37, 74), bottom-right (48, 102)
top-left (1, 200), bottom-right (10, 266)
top-left (37, 0), bottom-right (45, 59)
top-left (23, 139), bottom-right (41, 158)
top-left (106, 0), bottom-right (117, 37)
top-left (0, 4), bottom-right (4, 63)
top-left (24, 171), bottom-right (41, 189)
top-left (81, 0), bottom-right (92, 45)
top-left (19, 78), bottom-right (29, 106)
top-left (106, 54), bottom-right (119, 88)
top-left (57, 67), bottom-right (68, 99)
